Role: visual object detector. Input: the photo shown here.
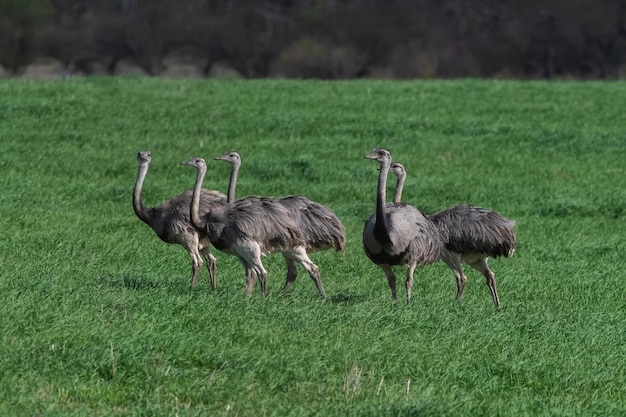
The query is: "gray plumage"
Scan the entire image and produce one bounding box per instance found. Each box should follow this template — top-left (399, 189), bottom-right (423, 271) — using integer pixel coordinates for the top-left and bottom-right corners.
top-left (390, 162), bottom-right (516, 308)
top-left (278, 195), bottom-right (346, 253)
top-left (215, 151), bottom-right (346, 297)
top-left (362, 149), bottom-right (441, 302)
top-left (274, 195), bottom-right (346, 297)
top-left (185, 156), bottom-right (319, 296)
top-left (133, 151), bottom-right (226, 289)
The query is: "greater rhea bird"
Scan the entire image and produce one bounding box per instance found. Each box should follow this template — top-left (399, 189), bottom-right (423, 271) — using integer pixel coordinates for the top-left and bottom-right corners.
top-left (185, 156), bottom-right (328, 296)
top-left (214, 151), bottom-right (345, 297)
top-left (362, 149), bottom-right (441, 302)
top-left (133, 151), bottom-right (227, 289)
top-left (389, 161), bottom-right (516, 308)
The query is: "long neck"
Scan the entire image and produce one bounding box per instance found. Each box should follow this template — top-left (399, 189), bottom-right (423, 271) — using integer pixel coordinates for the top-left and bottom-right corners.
top-left (375, 159), bottom-right (391, 237)
top-left (393, 172), bottom-right (405, 203)
top-left (133, 162), bottom-right (152, 224)
top-left (226, 162), bottom-right (240, 203)
top-left (190, 164), bottom-right (208, 230)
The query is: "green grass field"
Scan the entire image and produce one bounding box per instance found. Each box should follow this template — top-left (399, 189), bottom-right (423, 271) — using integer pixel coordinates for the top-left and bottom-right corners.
top-left (0, 77), bottom-right (625, 416)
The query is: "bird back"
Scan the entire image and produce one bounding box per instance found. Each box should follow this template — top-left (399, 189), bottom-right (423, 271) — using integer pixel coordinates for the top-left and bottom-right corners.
top-left (428, 205), bottom-right (516, 258)
top-left (279, 195), bottom-right (346, 252)
top-left (209, 196), bottom-right (303, 253)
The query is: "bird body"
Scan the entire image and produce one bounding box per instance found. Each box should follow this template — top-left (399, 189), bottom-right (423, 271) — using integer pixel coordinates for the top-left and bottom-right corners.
top-left (362, 148), bottom-right (441, 302)
top-left (278, 195), bottom-right (346, 253)
top-left (135, 189), bottom-right (224, 244)
top-left (215, 151), bottom-right (345, 297)
top-left (363, 202), bottom-right (439, 267)
top-left (389, 162), bottom-right (515, 308)
top-left (428, 205), bottom-right (516, 259)
top-left (133, 151), bottom-right (226, 289)
top-left (428, 205), bottom-right (515, 308)
top-left (197, 195), bottom-right (301, 255)
top-left (185, 156), bottom-right (317, 295)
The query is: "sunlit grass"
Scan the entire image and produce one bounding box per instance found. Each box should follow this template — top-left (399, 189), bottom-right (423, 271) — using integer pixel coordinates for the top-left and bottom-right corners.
top-left (0, 78), bottom-right (625, 416)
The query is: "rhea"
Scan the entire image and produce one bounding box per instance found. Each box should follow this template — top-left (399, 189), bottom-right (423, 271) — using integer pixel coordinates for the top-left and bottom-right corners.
top-left (362, 149), bottom-right (441, 302)
top-left (389, 161), bottom-right (516, 308)
top-left (133, 151), bottom-right (226, 289)
top-left (215, 151), bottom-right (345, 297)
top-left (185, 156), bottom-right (329, 296)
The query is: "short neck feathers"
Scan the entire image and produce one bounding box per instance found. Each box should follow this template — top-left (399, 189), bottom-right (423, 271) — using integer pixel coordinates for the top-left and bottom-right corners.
top-left (133, 161), bottom-right (152, 224)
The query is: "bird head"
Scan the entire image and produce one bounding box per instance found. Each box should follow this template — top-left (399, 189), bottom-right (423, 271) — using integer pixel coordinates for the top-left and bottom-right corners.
top-left (182, 157), bottom-right (206, 169)
top-left (214, 151), bottom-right (241, 166)
top-left (137, 151), bottom-right (151, 164)
top-left (390, 162), bottom-right (406, 178)
top-left (365, 148), bottom-right (392, 167)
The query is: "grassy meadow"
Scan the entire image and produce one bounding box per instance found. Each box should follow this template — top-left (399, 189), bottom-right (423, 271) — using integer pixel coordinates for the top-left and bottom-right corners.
top-left (0, 77), bottom-right (625, 416)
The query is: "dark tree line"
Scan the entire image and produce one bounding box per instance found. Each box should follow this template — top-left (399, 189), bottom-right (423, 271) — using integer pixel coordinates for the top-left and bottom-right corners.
top-left (1, 0), bottom-right (625, 79)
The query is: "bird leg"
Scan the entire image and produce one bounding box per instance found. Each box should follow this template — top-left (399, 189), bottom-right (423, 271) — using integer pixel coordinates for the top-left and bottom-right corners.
top-left (256, 266), bottom-right (268, 296)
top-left (379, 265), bottom-right (397, 301)
top-left (185, 243), bottom-right (204, 288)
top-left (190, 261), bottom-right (202, 288)
top-left (468, 258), bottom-right (500, 308)
top-left (244, 266), bottom-right (257, 295)
top-left (405, 262), bottom-right (417, 303)
top-left (441, 251), bottom-right (467, 302)
top-left (235, 243), bottom-right (268, 295)
top-left (283, 247), bottom-right (326, 298)
top-left (200, 248), bottom-right (217, 290)
top-left (454, 270), bottom-right (467, 302)
top-left (282, 256), bottom-right (299, 293)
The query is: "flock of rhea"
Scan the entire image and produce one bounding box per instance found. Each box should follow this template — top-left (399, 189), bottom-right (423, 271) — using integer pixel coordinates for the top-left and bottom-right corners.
top-left (133, 148), bottom-right (515, 308)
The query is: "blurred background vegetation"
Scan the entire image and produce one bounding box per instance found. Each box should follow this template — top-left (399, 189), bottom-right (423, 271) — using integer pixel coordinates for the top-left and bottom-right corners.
top-left (0, 0), bottom-right (625, 79)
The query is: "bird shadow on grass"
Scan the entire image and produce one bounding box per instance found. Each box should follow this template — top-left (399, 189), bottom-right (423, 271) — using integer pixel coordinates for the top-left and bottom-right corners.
top-left (329, 292), bottom-right (368, 305)
top-left (122, 275), bottom-right (160, 290)
top-left (98, 274), bottom-right (160, 291)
